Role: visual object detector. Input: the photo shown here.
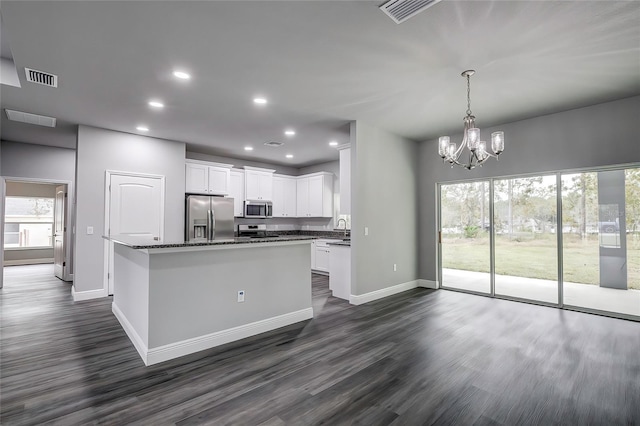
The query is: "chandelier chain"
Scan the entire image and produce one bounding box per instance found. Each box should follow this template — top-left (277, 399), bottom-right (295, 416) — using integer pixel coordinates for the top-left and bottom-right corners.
top-left (466, 74), bottom-right (472, 116)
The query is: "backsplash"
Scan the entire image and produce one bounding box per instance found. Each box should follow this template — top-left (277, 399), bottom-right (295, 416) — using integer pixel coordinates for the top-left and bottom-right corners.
top-left (265, 230), bottom-right (348, 239)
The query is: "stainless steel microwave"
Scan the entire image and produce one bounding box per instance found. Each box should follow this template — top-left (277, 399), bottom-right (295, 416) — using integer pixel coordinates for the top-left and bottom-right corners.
top-left (244, 200), bottom-right (272, 218)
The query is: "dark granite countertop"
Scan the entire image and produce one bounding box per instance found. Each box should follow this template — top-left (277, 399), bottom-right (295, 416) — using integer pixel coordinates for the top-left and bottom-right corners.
top-left (105, 235), bottom-right (316, 250)
top-left (327, 241), bottom-right (351, 247)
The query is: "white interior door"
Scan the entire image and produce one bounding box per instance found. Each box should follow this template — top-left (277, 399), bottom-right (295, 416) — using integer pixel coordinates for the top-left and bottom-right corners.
top-left (53, 185), bottom-right (66, 280)
top-left (107, 173), bottom-right (163, 295)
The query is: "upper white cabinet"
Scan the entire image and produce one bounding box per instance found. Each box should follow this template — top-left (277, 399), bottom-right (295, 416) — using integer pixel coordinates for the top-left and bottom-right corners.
top-left (244, 166), bottom-right (275, 201)
top-left (185, 160), bottom-right (233, 195)
top-left (297, 172), bottom-right (333, 217)
top-left (229, 169), bottom-right (245, 217)
top-left (272, 175), bottom-right (297, 217)
top-left (338, 144), bottom-right (351, 215)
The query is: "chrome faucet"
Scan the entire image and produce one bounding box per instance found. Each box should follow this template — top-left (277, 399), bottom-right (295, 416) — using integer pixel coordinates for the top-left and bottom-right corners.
top-left (337, 218), bottom-right (349, 239)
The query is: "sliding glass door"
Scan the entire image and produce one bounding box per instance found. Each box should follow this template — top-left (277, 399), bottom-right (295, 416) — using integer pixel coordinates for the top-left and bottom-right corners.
top-left (493, 175), bottom-right (558, 304)
top-left (440, 181), bottom-right (490, 294)
top-left (438, 165), bottom-right (639, 320)
top-left (561, 168), bottom-right (640, 317)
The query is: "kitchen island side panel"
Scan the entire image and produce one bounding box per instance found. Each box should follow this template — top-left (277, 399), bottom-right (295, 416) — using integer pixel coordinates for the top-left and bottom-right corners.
top-left (112, 243), bottom-right (150, 347)
top-left (147, 242), bottom-right (312, 348)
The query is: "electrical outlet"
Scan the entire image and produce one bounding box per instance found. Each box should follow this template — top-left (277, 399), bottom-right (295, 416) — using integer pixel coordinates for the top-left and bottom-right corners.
top-left (237, 290), bottom-right (245, 303)
top-left (86, 226), bottom-right (94, 235)
top-left (364, 227), bottom-right (369, 236)
top-left (393, 263), bottom-right (397, 272)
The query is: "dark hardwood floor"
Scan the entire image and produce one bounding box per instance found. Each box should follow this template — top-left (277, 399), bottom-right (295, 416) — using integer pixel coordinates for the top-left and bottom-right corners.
top-left (1, 264), bottom-right (639, 425)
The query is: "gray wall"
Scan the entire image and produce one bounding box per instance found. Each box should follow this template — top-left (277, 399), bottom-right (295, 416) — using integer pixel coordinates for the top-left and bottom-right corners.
top-left (418, 95), bottom-right (640, 282)
top-left (6, 181), bottom-right (57, 197)
top-left (1, 141), bottom-right (76, 182)
top-left (74, 126), bottom-right (185, 293)
top-left (351, 121), bottom-right (419, 295)
top-left (0, 140), bottom-right (76, 276)
top-left (186, 151), bottom-right (299, 175)
top-left (4, 248), bottom-right (53, 263)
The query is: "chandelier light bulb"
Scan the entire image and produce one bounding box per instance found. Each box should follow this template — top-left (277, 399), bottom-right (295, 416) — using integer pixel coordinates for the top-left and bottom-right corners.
top-left (467, 128), bottom-right (480, 150)
top-left (492, 131), bottom-right (504, 154)
top-left (439, 136), bottom-right (450, 158)
top-left (448, 143), bottom-right (456, 159)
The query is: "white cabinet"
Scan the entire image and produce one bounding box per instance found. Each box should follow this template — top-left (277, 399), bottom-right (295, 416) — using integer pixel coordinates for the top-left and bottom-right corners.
top-left (338, 145), bottom-right (351, 215)
top-left (315, 246), bottom-right (330, 272)
top-left (272, 175), bottom-right (297, 217)
top-left (329, 244), bottom-right (351, 300)
top-left (229, 169), bottom-right (245, 217)
top-left (185, 160), bottom-right (233, 195)
top-left (244, 166), bottom-right (275, 201)
top-left (297, 172), bottom-right (333, 217)
top-left (311, 239), bottom-right (341, 273)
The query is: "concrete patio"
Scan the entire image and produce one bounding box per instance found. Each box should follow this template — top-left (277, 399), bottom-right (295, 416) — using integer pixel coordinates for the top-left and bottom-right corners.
top-left (442, 268), bottom-right (640, 317)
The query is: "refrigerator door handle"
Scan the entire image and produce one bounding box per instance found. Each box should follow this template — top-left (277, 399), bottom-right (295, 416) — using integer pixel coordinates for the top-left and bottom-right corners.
top-left (210, 208), bottom-right (216, 240)
top-left (207, 209), bottom-right (212, 240)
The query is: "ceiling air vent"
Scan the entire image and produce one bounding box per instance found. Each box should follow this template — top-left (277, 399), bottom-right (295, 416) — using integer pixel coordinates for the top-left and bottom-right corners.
top-left (24, 67), bottom-right (58, 87)
top-left (379, 0), bottom-right (443, 24)
top-left (5, 109), bottom-right (57, 127)
top-left (264, 141), bottom-right (284, 147)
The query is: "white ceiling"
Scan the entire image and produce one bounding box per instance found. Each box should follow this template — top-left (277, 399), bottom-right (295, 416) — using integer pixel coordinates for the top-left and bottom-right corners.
top-left (1, 1), bottom-right (638, 166)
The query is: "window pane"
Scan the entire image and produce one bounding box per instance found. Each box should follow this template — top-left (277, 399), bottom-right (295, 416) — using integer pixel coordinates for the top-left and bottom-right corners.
top-left (5, 197), bottom-right (54, 222)
top-left (561, 168), bottom-right (640, 317)
top-left (494, 175), bottom-right (558, 303)
top-left (440, 181), bottom-right (491, 294)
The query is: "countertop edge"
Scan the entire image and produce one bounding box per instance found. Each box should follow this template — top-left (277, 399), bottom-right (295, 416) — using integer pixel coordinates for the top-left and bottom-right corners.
top-left (106, 235), bottom-right (317, 250)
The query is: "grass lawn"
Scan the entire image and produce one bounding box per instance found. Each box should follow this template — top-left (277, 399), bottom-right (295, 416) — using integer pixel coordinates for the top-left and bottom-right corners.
top-left (442, 233), bottom-right (640, 290)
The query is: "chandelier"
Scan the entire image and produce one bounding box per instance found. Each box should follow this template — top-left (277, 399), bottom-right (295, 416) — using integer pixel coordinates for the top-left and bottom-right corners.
top-left (438, 70), bottom-right (504, 170)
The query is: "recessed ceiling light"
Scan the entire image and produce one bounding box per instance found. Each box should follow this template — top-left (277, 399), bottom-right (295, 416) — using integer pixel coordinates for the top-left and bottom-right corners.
top-left (329, 141), bottom-right (339, 146)
top-left (172, 70), bottom-right (191, 80)
top-left (136, 125), bottom-right (149, 132)
top-left (286, 154), bottom-right (293, 159)
top-left (244, 146), bottom-right (254, 151)
top-left (284, 129), bottom-right (295, 136)
top-left (253, 97), bottom-right (268, 105)
top-left (148, 100), bottom-right (164, 108)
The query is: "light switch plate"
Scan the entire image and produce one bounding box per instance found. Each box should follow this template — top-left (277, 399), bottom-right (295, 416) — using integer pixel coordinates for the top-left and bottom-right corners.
top-left (87, 226), bottom-right (94, 235)
top-left (364, 227), bottom-right (369, 236)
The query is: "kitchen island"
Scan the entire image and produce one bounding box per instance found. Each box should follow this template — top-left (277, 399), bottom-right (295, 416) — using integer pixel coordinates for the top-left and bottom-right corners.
top-left (110, 235), bottom-right (315, 365)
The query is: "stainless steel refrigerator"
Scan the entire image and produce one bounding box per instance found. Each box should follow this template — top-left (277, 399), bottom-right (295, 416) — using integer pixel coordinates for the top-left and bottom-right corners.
top-left (186, 195), bottom-right (235, 241)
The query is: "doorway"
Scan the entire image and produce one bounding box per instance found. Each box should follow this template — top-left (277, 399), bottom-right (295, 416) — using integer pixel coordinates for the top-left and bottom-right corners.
top-left (2, 178), bottom-right (73, 284)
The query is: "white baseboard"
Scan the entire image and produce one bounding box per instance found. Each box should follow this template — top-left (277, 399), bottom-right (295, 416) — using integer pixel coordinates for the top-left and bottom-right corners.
top-left (4, 258), bottom-right (54, 266)
top-left (418, 279), bottom-right (438, 289)
top-left (138, 307), bottom-right (314, 366)
top-left (350, 280), bottom-right (419, 305)
top-left (71, 286), bottom-right (108, 301)
top-left (112, 302), bottom-right (149, 364)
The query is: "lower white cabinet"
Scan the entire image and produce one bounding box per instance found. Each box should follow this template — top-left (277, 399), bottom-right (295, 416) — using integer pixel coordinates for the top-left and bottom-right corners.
top-left (329, 244), bottom-right (350, 301)
top-left (315, 246), bottom-right (330, 272)
top-left (311, 239), bottom-right (341, 273)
